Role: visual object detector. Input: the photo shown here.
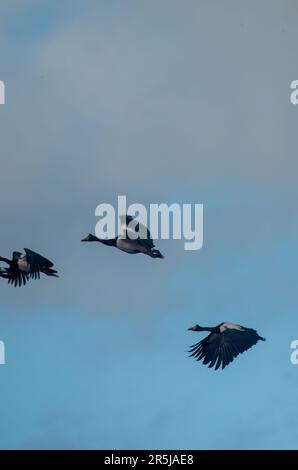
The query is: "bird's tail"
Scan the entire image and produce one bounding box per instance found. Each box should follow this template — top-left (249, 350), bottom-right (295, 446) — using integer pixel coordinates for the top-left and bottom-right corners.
top-left (259, 336), bottom-right (266, 341)
top-left (149, 249), bottom-right (164, 259)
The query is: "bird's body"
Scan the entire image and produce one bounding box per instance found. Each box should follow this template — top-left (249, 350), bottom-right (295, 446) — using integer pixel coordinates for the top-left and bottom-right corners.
top-left (116, 238), bottom-right (146, 254)
top-left (16, 253), bottom-right (31, 273)
top-left (0, 248), bottom-right (58, 287)
top-left (82, 215), bottom-right (164, 258)
top-left (188, 322), bottom-right (265, 370)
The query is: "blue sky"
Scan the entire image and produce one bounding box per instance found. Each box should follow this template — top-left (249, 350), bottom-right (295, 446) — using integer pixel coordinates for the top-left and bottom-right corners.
top-left (0, 0), bottom-right (298, 449)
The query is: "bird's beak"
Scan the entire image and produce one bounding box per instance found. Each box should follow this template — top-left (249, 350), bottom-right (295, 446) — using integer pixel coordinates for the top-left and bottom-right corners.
top-left (81, 235), bottom-right (89, 242)
top-left (188, 325), bottom-right (197, 331)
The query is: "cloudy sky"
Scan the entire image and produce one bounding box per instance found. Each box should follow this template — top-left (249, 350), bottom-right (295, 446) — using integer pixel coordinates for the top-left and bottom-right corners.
top-left (0, 0), bottom-right (298, 449)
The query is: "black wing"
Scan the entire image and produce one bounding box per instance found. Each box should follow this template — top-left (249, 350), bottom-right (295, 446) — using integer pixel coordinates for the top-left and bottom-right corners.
top-left (0, 256), bottom-right (12, 265)
top-left (121, 216), bottom-right (155, 250)
top-left (134, 222), bottom-right (154, 249)
top-left (0, 268), bottom-right (10, 280)
top-left (0, 265), bottom-right (29, 287)
top-left (24, 249), bottom-right (58, 278)
top-left (24, 248), bottom-right (54, 268)
top-left (189, 328), bottom-right (264, 370)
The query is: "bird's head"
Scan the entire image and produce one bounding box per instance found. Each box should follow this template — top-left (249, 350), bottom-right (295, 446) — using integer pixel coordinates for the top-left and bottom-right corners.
top-left (188, 324), bottom-right (204, 331)
top-left (81, 234), bottom-right (98, 242)
top-left (12, 251), bottom-right (22, 260)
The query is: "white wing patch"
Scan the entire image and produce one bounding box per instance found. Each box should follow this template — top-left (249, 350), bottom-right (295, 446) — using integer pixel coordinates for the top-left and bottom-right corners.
top-left (219, 322), bottom-right (245, 333)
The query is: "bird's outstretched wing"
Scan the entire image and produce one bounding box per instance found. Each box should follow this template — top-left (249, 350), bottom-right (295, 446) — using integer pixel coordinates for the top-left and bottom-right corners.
top-left (24, 249), bottom-right (58, 278)
top-left (0, 265), bottom-right (29, 287)
top-left (0, 267), bottom-right (10, 280)
top-left (24, 248), bottom-right (54, 268)
top-left (119, 215), bottom-right (155, 250)
top-left (189, 328), bottom-right (264, 370)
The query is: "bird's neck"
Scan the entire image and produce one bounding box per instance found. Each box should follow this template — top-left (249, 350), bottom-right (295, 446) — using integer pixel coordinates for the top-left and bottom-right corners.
top-left (98, 237), bottom-right (117, 247)
top-left (200, 326), bottom-right (219, 333)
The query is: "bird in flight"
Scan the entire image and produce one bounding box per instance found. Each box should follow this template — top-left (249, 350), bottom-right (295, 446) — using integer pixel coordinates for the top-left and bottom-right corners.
top-left (0, 248), bottom-right (58, 287)
top-left (82, 215), bottom-right (164, 258)
top-left (188, 322), bottom-right (265, 370)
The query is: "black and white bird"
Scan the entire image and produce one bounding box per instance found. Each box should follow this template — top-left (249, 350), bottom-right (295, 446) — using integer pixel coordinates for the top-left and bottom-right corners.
top-left (188, 322), bottom-right (265, 370)
top-left (0, 248), bottom-right (58, 287)
top-left (81, 215), bottom-right (164, 258)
